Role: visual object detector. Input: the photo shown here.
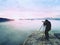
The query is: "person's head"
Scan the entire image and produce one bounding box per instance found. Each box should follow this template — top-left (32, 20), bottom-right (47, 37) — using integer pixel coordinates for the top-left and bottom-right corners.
top-left (42, 19), bottom-right (48, 22)
top-left (45, 19), bottom-right (48, 22)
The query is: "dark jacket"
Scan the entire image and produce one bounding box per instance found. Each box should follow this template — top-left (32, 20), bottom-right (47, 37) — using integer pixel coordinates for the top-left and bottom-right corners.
top-left (43, 20), bottom-right (51, 31)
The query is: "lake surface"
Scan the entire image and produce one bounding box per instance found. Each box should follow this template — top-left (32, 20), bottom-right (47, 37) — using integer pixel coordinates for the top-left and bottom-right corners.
top-left (0, 20), bottom-right (60, 45)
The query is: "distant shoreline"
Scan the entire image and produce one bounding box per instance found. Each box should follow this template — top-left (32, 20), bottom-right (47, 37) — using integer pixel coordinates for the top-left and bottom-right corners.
top-left (19, 18), bottom-right (60, 20)
top-left (0, 18), bottom-right (14, 22)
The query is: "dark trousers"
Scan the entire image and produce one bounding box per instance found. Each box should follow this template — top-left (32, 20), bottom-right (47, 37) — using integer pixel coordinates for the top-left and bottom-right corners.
top-left (45, 30), bottom-right (50, 40)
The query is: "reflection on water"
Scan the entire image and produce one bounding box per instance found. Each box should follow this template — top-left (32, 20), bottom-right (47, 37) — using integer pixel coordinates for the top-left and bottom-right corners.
top-left (0, 20), bottom-right (60, 45)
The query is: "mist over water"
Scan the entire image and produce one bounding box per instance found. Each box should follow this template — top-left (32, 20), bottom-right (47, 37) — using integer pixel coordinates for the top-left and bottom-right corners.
top-left (0, 20), bottom-right (60, 45)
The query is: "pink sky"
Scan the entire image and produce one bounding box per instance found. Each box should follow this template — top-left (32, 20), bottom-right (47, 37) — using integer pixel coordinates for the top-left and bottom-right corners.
top-left (0, 8), bottom-right (60, 19)
top-left (0, 0), bottom-right (60, 19)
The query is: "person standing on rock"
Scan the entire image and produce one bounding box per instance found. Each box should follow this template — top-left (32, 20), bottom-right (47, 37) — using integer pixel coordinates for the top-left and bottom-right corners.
top-left (42, 19), bottom-right (51, 40)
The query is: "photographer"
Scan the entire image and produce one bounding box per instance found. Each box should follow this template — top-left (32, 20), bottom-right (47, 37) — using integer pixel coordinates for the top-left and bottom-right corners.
top-left (43, 19), bottom-right (51, 40)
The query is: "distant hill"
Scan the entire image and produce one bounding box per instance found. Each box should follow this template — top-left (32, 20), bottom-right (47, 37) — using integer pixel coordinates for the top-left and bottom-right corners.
top-left (19, 18), bottom-right (60, 20)
top-left (42, 17), bottom-right (60, 20)
top-left (0, 18), bottom-right (14, 22)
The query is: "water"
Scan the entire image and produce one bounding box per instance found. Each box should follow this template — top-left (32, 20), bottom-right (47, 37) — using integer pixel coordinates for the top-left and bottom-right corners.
top-left (0, 20), bottom-right (60, 45)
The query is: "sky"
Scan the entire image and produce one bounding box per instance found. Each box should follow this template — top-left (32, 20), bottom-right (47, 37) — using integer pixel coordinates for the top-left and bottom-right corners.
top-left (0, 0), bottom-right (60, 19)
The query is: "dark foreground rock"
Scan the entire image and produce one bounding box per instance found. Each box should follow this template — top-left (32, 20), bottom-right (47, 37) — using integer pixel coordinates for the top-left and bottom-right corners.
top-left (23, 31), bottom-right (60, 45)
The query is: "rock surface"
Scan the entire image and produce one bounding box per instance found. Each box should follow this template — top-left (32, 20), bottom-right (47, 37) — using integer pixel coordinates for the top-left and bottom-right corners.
top-left (23, 31), bottom-right (60, 45)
